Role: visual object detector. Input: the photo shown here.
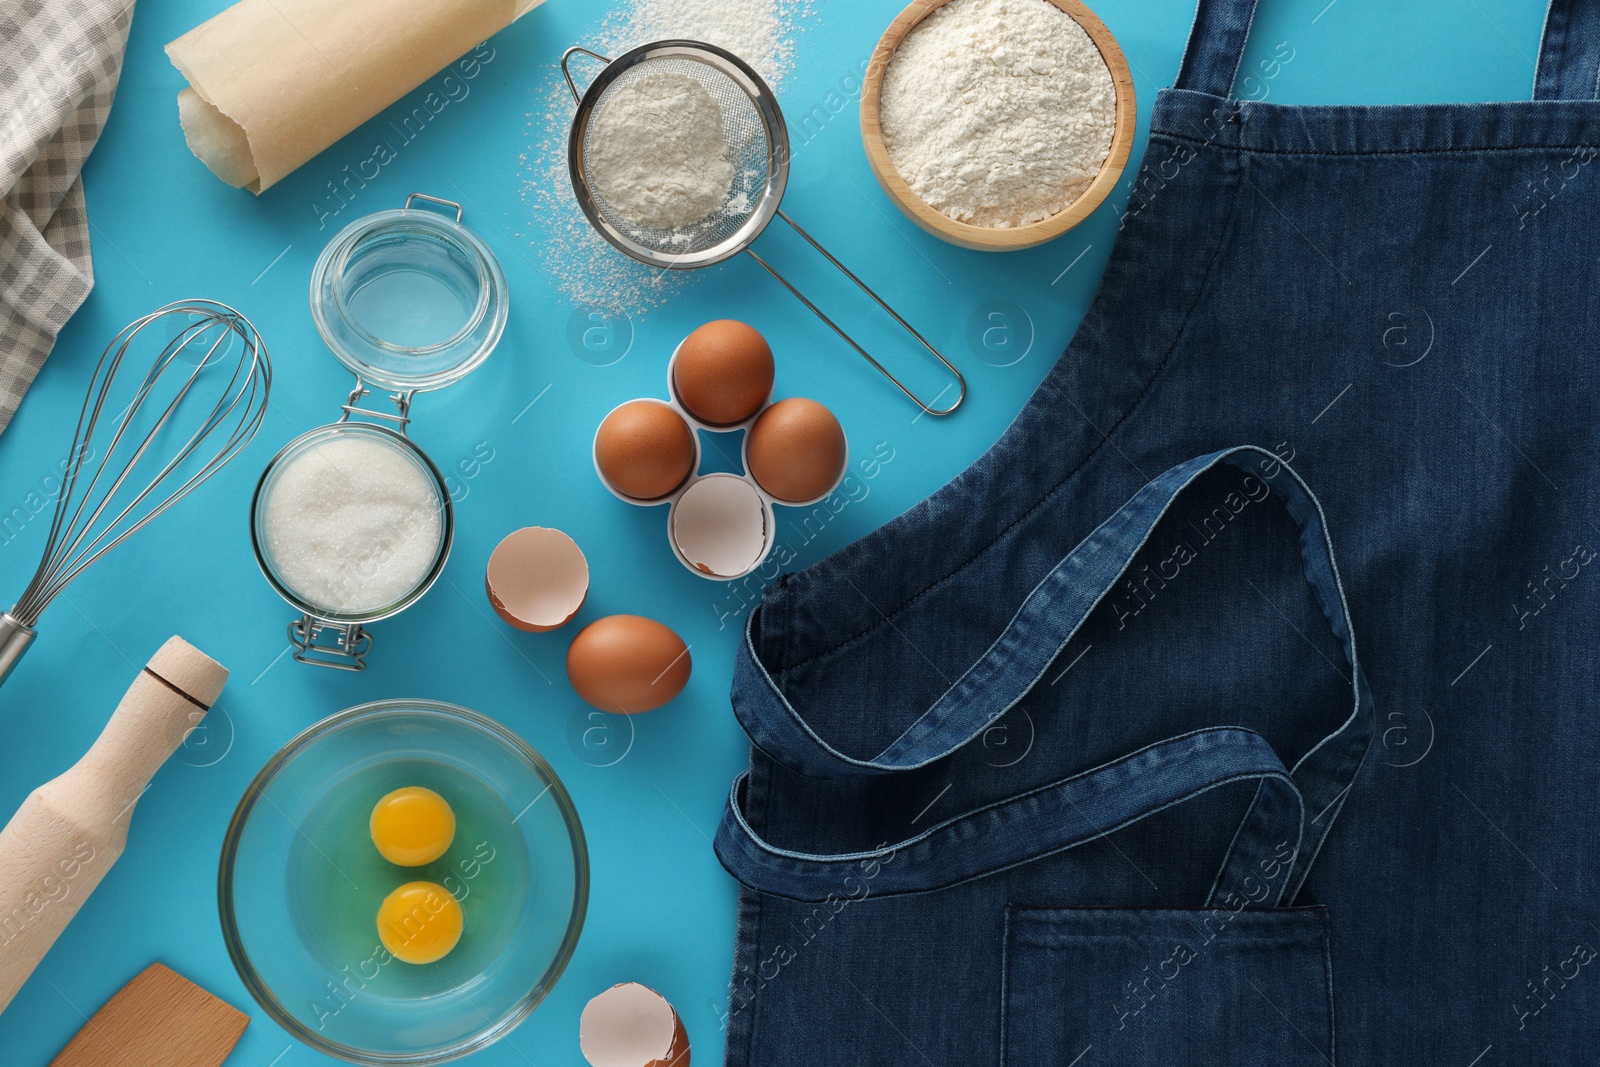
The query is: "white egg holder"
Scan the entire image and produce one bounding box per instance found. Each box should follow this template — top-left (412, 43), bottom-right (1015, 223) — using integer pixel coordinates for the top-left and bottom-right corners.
top-left (591, 341), bottom-right (847, 582)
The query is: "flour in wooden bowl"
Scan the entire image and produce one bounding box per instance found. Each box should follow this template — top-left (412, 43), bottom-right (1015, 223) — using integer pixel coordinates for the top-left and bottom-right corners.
top-left (879, 0), bottom-right (1115, 228)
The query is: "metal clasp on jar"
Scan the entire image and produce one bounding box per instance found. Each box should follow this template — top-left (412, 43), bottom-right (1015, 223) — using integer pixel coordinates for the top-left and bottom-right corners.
top-left (288, 615), bottom-right (374, 671)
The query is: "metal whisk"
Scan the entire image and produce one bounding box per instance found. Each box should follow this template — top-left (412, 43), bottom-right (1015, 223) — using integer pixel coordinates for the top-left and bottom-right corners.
top-left (0, 299), bottom-right (272, 685)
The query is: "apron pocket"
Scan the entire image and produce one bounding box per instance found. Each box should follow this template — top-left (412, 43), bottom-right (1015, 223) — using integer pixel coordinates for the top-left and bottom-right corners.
top-left (1003, 905), bottom-right (1335, 1067)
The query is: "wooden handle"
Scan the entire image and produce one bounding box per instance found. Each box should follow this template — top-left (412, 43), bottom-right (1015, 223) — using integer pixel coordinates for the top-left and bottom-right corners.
top-left (0, 638), bottom-right (228, 1015)
top-left (48, 963), bottom-right (248, 1067)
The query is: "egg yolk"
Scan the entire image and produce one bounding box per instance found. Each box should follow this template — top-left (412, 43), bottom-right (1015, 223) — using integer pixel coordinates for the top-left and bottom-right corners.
top-left (370, 786), bottom-right (455, 866)
top-left (376, 880), bottom-right (463, 965)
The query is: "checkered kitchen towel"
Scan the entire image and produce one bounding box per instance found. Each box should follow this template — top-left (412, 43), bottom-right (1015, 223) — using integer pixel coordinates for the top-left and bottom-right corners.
top-left (0, 0), bottom-right (133, 435)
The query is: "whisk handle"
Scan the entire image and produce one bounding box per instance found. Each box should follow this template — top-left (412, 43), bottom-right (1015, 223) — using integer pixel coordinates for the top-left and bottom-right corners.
top-left (0, 615), bottom-right (34, 688)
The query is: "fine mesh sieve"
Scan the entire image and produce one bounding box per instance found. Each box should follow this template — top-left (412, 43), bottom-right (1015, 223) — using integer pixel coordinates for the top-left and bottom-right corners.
top-left (562, 40), bottom-right (965, 416)
top-left (566, 44), bottom-right (785, 268)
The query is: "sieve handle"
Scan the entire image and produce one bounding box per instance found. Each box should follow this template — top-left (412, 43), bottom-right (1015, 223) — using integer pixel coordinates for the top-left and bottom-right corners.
top-left (561, 46), bottom-right (613, 104)
top-left (746, 210), bottom-right (967, 416)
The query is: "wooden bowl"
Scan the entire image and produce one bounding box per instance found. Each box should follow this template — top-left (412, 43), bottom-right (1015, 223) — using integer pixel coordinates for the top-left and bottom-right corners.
top-left (860, 0), bottom-right (1138, 251)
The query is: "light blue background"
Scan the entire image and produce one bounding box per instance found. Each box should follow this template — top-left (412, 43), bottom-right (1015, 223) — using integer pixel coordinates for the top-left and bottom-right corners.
top-left (0, 0), bottom-right (1549, 1063)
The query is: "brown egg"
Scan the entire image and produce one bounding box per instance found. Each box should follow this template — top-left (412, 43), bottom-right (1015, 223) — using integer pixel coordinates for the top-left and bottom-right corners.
top-left (745, 398), bottom-right (847, 503)
top-left (672, 320), bottom-right (774, 425)
top-left (594, 401), bottom-right (695, 500)
top-left (566, 615), bottom-right (692, 714)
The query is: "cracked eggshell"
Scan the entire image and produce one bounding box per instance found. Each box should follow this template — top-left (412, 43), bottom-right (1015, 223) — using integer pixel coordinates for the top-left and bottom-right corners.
top-left (486, 527), bottom-right (590, 632)
top-left (566, 615), bottom-right (691, 714)
top-left (668, 473), bottom-right (772, 580)
top-left (580, 982), bottom-right (690, 1067)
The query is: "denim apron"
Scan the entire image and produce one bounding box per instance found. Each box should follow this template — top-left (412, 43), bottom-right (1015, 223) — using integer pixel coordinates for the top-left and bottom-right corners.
top-left (716, 1), bottom-right (1600, 1063)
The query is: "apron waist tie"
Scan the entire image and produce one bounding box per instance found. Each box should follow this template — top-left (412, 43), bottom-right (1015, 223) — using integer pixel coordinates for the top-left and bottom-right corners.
top-left (716, 726), bottom-right (1305, 906)
top-left (717, 447), bottom-right (1374, 905)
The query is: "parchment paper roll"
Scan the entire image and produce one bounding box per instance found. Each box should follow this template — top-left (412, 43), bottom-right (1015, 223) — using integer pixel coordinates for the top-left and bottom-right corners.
top-left (166, 0), bottom-right (544, 193)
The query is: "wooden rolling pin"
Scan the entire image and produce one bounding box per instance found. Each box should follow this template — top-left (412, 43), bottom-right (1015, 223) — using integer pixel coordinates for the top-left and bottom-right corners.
top-left (0, 637), bottom-right (228, 1014)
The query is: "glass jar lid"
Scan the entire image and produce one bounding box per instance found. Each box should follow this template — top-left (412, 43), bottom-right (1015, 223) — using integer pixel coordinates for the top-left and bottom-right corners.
top-left (310, 194), bottom-right (508, 392)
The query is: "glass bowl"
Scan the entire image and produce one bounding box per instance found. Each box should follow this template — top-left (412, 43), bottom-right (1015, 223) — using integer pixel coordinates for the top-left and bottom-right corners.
top-left (219, 700), bottom-right (588, 1064)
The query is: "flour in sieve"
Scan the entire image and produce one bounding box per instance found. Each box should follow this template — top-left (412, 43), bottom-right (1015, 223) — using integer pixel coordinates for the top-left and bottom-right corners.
top-left (879, 0), bottom-right (1115, 228)
top-left (588, 70), bottom-right (735, 230)
top-left (521, 0), bottom-right (814, 310)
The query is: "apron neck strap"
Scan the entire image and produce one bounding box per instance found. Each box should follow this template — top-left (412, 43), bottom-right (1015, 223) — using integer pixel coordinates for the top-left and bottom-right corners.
top-left (1173, 0), bottom-right (1260, 98)
top-left (1535, 0), bottom-right (1600, 100)
top-left (1178, 0), bottom-right (1600, 102)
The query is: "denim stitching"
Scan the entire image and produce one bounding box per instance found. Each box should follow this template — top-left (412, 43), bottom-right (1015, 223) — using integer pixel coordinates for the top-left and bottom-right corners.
top-left (1534, 0), bottom-right (1560, 98)
top-left (994, 905), bottom-right (1339, 1065)
top-left (860, 445), bottom-right (1365, 775)
top-left (999, 905), bottom-right (1012, 1067)
top-left (1321, 908), bottom-right (1338, 1065)
top-left (746, 770), bottom-right (771, 1065)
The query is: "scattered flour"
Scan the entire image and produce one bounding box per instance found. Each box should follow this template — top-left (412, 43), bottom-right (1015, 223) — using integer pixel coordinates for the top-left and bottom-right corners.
top-left (622, 0), bottom-right (800, 84)
top-left (263, 434), bottom-right (444, 615)
top-left (879, 0), bottom-right (1115, 228)
top-left (588, 69), bottom-right (735, 230)
top-left (521, 0), bottom-right (813, 310)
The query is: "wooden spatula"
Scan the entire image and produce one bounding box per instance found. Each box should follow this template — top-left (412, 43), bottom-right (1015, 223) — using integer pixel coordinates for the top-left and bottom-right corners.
top-left (48, 963), bottom-right (247, 1067)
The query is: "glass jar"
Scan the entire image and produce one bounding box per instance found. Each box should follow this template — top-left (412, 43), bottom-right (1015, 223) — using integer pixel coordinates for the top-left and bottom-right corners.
top-left (251, 422), bottom-right (453, 666)
top-left (251, 194), bottom-right (503, 669)
top-left (310, 193), bottom-right (508, 392)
